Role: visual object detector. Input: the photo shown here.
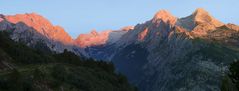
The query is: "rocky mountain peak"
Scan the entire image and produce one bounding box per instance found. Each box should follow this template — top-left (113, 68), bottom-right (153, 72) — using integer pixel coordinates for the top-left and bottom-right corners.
top-left (152, 10), bottom-right (177, 25)
top-left (3, 13), bottom-right (73, 45)
top-left (177, 8), bottom-right (224, 33)
top-left (188, 8), bottom-right (224, 36)
top-left (192, 8), bottom-right (223, 26)
top-left (193, 8), bottom-right (208, 15)
top-left (75, 30), bottom-right (112, 48)
top-left (90, 29), bottom-right (99, 36)
top-left (121, 26), bottom-right (134, 31)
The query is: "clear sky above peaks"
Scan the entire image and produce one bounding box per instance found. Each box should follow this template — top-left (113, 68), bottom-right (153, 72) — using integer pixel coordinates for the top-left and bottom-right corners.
top-left (0, 0), bottom-right (238, 38)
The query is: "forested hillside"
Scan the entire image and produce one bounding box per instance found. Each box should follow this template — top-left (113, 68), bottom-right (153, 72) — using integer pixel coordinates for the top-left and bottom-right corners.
top-left (0, 31), bottom-right (137, 91)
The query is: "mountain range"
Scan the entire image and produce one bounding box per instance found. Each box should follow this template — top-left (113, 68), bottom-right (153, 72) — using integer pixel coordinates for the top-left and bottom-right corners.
top-left (1, 8), bottom-right (239, 91)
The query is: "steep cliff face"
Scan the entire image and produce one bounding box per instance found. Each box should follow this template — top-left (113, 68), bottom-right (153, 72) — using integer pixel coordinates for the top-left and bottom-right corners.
top-left (87, 9), bottom-right (239, 91)
top-left (117, 10), bottom-right (178, 47)
top-left (0, 13), bottom-right (82, 54)
top-left (4, 13), bottom-right (73, 44)
top-left (109, 9), bottom-right (194, 91)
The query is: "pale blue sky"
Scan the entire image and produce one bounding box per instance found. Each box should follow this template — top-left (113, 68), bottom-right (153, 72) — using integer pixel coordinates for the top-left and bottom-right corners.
top-left (0, 0), bottom-right (238, 38)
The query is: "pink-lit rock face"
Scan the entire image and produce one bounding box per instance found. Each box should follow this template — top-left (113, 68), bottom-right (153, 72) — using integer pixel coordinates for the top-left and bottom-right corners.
top-left (152, 10), bottom-right (177, 25)
top-left (225, 23), bottom-right (239, 31)
top-left (4, 13), bottom-right (73, 45)
top-left (74, 26), bottom-right (133, 48)
top-left (177, 8), bottom-right (224, 36)
top-left (192, 23), bottom-right (217, 36)
top-left (52, 26), bottom-right (73, 44)
top-left (74, 30), bottom-right (112, 48)
top-left (138, 28), bottom-right (148, 41)
top-left (192, 8), bottom-right (223, 27)
top-left (0, 8), bottom-right (231, 50)
top-left (121, 26), bottom-right (134, 31)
